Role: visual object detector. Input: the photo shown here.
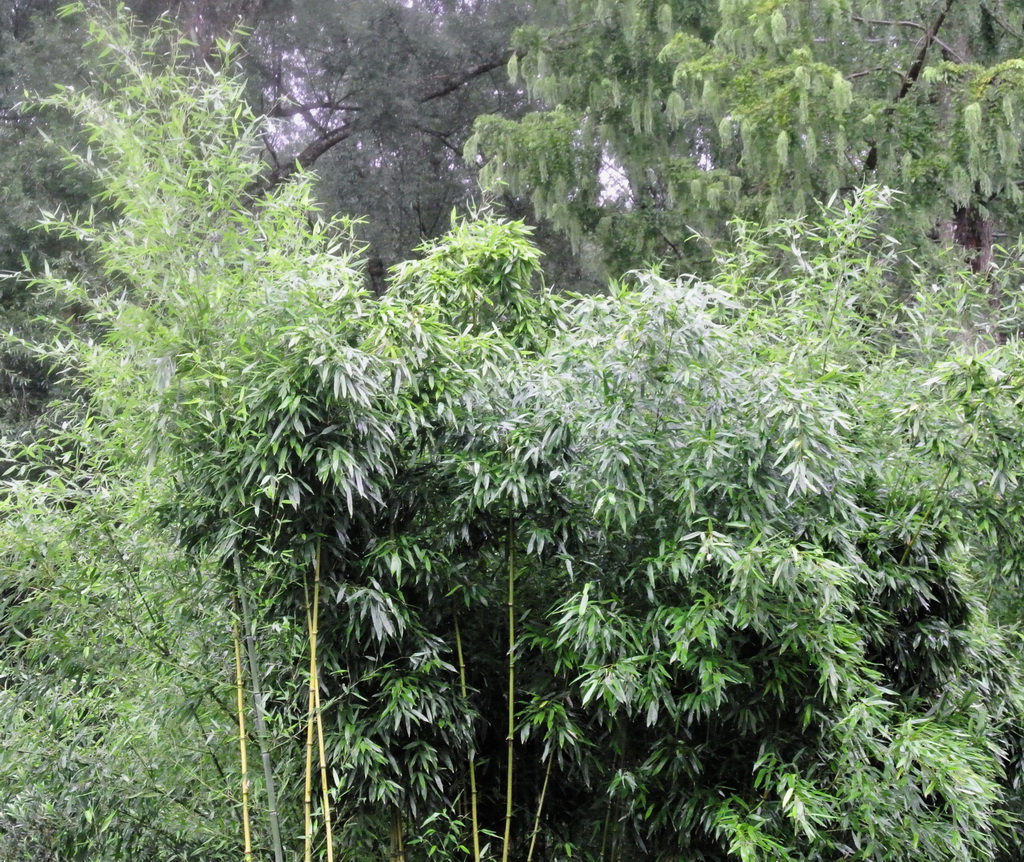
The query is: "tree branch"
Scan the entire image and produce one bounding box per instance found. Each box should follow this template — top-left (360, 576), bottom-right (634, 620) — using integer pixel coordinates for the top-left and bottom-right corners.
top-left (895, 0), bottom-right (957, 101)
top-left (261, 130), bottom-right (280, 172)
top-left (263, 123), bottom-right (356, 188)
top-left (846, 66), bottom-right (890, 80)
top-left (411, 122), bottom-right (461, 156)
top-left (852, 14), bottom-right (929, 30)
top-left (863, 0), bottom-right (956, 172)
top-left (980, 2), bottom-right (1024, 44)
top-left (268, 99), bottom-right (362, 119)
top-left (255, 48), bottom-right (518, 194)
top-left (420, 50), bottom-right (521, 103)
top-left (851, 14), bottom-right (966, 62)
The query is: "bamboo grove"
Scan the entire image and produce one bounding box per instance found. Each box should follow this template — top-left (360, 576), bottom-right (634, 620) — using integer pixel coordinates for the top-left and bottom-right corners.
top-left (4, 7), bottom-right (1024, 862)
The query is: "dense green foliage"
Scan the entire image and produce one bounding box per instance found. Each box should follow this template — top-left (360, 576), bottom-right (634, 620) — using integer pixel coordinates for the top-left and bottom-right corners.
top-left (470, 0), bottom-right (1024, 274)
top-left (0, 0), bottom-right (553, 436)
top-left (0, 3), bottom-right (95, 431)
top-left (3, 6), bottom-right (1024, 862)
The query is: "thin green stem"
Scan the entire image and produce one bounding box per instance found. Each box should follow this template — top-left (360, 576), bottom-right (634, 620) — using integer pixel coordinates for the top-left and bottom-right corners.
top-left (235, 556), bottom-right (285, 862)
top-left (599, 801), bottom-right (611, 862)
top-left (501, 515), bottom-right (516, 862)
top-left (455, 615), bottom-right (482, 862)
top-left (526, 753), bottom-right (553, 862)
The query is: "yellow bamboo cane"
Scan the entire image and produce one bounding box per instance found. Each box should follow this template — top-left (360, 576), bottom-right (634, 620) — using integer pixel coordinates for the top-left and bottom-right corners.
top-left (304, 576), bottom-right (316, 862)
top-left (311, 541), bottom-right (335, 862)
top-left (236, 559), bottom-right (285, 862)
top-left (233, 621), bottom-right (253, 862)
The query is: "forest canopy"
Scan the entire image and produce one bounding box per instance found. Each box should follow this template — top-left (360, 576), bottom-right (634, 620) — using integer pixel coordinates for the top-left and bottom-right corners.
top-left (3, 4), bottom-right (1024, 862)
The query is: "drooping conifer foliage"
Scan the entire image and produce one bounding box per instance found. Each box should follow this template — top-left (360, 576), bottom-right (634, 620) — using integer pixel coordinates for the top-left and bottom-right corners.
top-left (3, 6), bottom-right (1024, 862)
top-left (470, 0), bottom-right (1024, 275)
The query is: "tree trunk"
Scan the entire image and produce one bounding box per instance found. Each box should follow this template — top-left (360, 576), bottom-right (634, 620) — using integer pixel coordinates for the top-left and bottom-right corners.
top-left (953, 202), bottom-right (994, 274)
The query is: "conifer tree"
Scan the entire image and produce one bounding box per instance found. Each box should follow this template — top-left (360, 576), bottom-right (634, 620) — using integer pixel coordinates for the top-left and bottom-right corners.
top-left (470, 0), bottom-right (1024, 274)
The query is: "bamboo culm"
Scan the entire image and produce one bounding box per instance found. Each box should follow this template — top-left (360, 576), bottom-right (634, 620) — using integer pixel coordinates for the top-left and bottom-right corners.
top-left (312, 542), bottom-right (335, 862)
top-left (391, 806), bottom-right (406, 862)
top-left (233, 621), bottom-right (253, 862)
top-left (455, 615), bottom-right (482, 862)
top-left (526, 754), bottom-right (553, 862)
top-left (501, 515), bottom-right (516, 862)
top-left (304, 575), bottom-right (317, 862)
top-left (236, 557), bottom-right (286, 862)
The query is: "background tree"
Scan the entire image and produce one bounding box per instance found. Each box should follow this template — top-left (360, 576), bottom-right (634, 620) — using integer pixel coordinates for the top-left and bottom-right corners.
top-left (242, 0), bottom-right (535, 286)
top-left (470, 0), bottom-right (1024, 276)
top-left (0, 1), bottom-right (94, 434)
top-left (0, 0), bottom-right (597, 437)
top-left (122, 0), bottom-right (539, 273)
